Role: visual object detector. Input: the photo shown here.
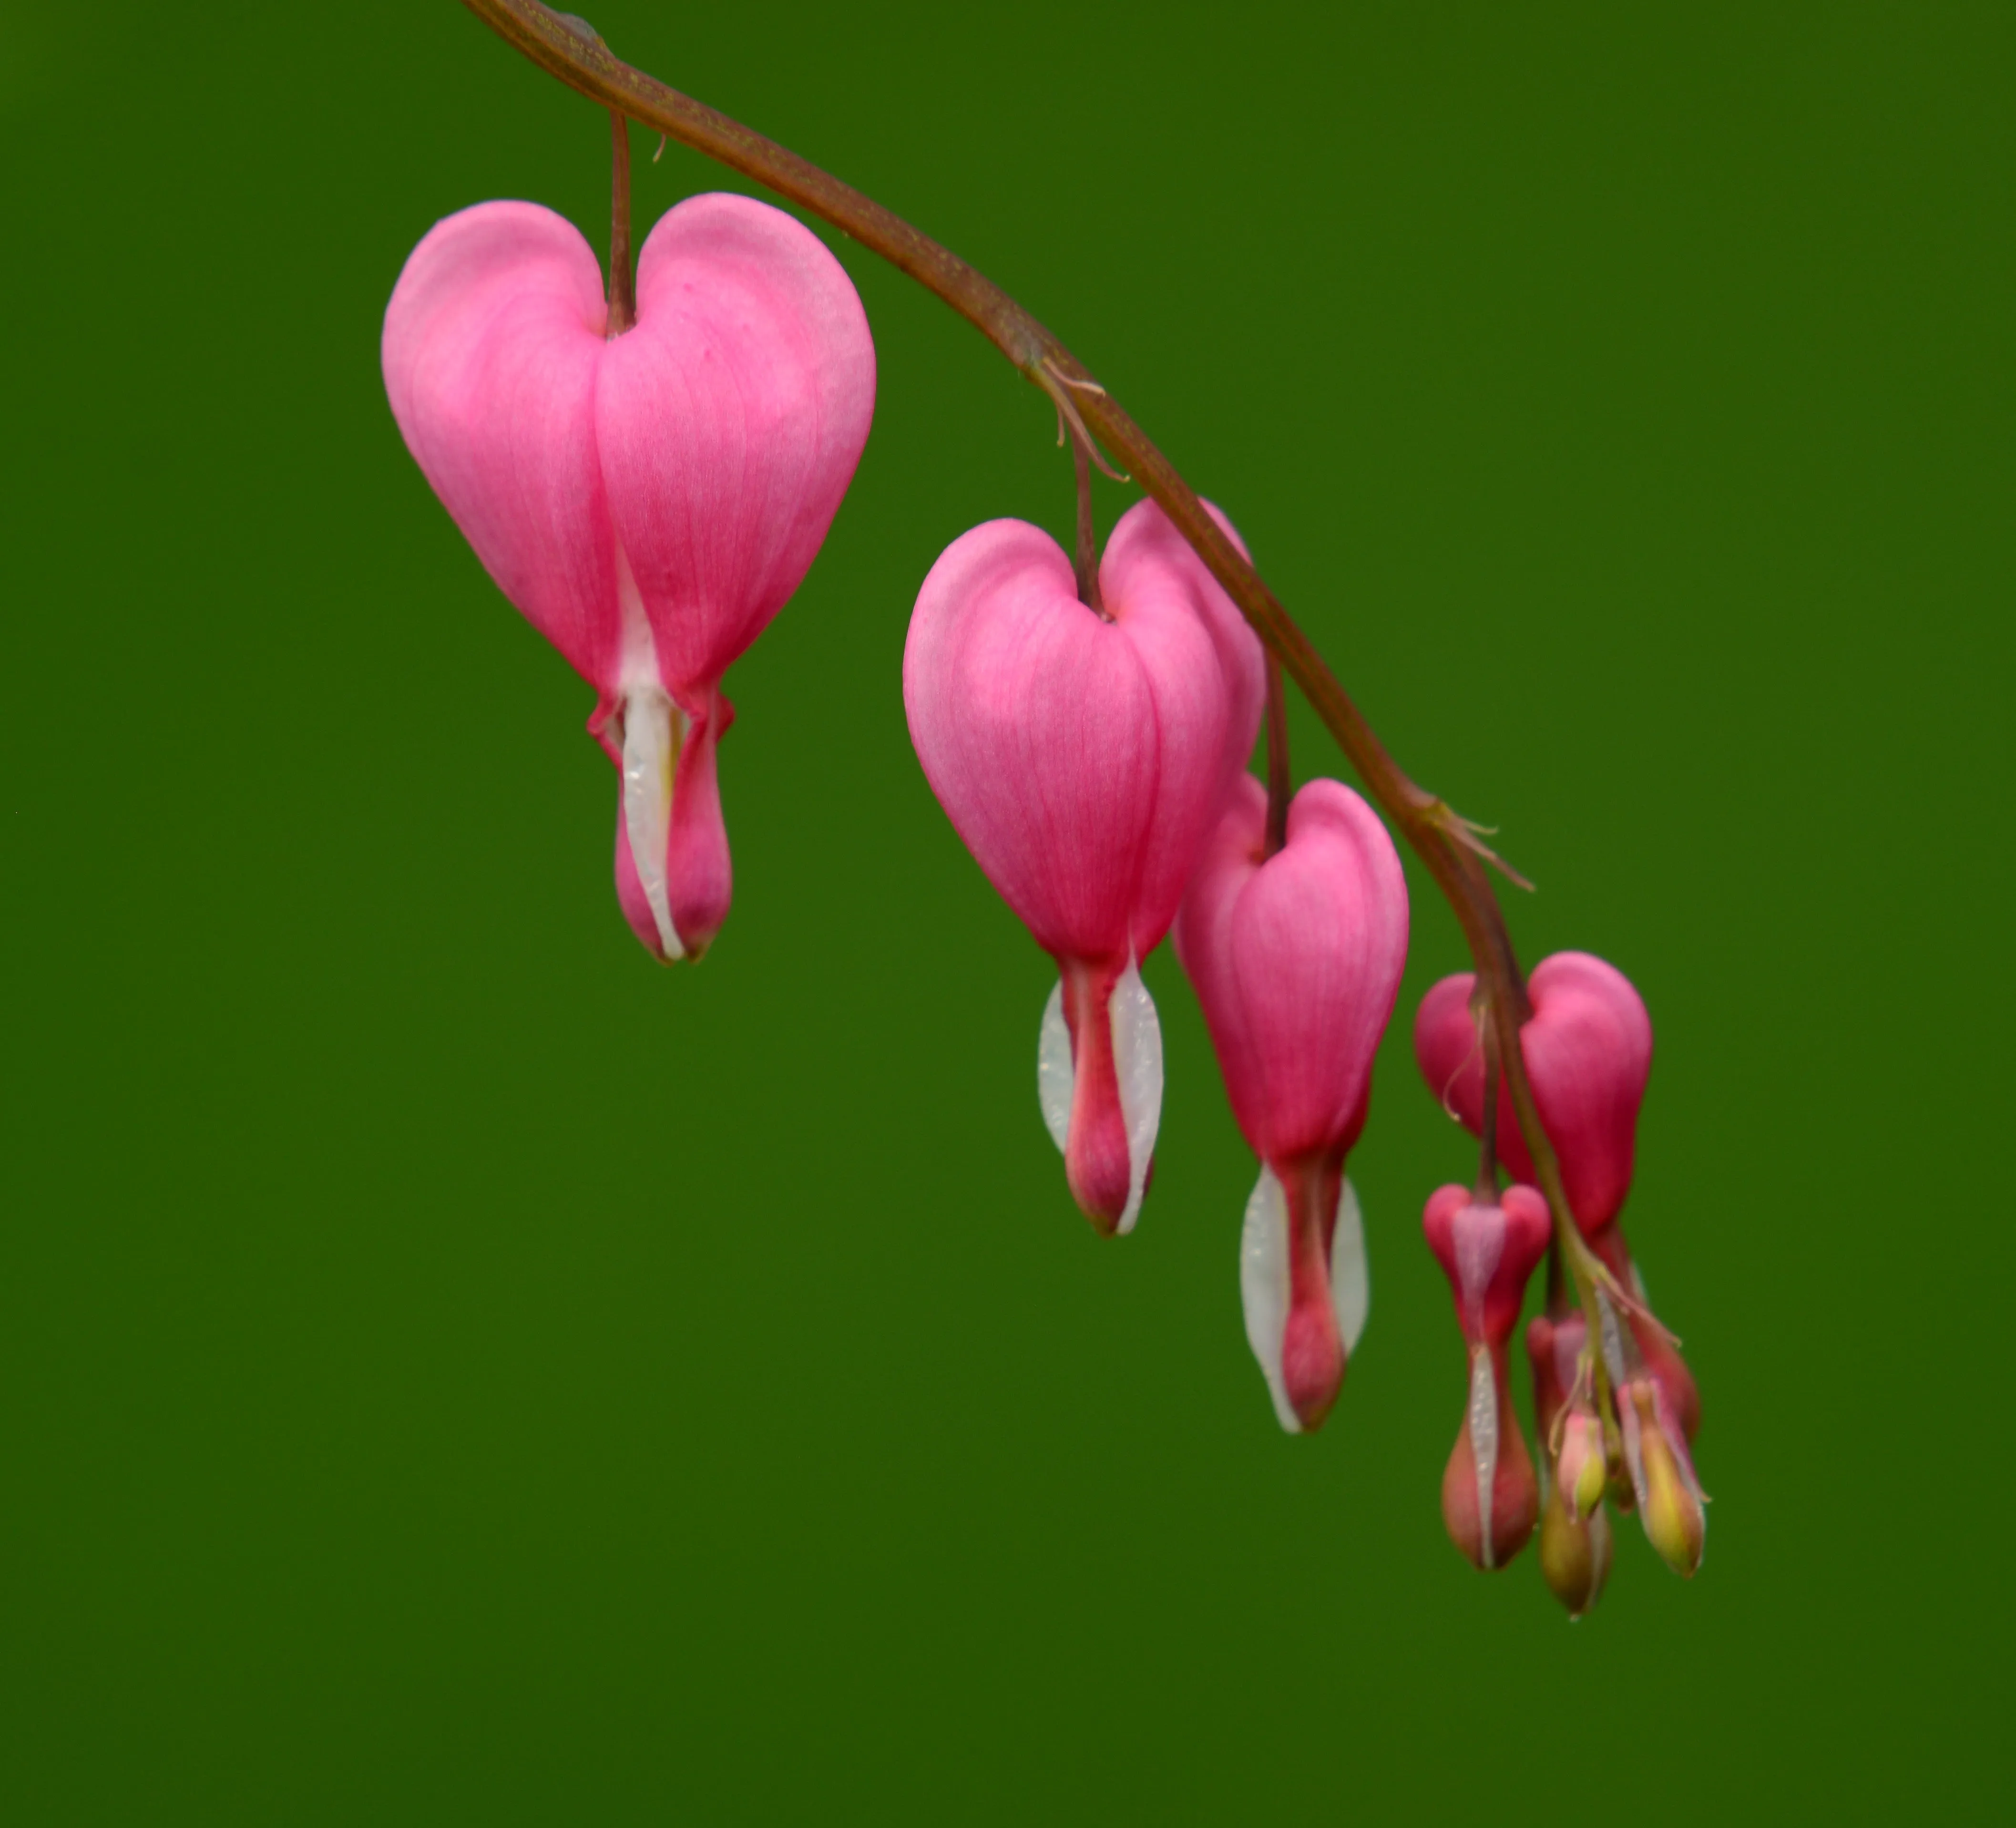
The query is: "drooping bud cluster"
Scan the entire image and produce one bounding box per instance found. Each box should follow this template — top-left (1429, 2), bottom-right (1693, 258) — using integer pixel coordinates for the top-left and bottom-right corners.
top-left (1414, 954), bottom-right (1707, 1599)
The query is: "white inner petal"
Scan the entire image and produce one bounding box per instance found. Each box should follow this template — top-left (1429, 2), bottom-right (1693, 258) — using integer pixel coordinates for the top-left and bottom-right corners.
top-left (621, 686), bottom-right (686, 961)
top-left (1330, 1176), bottom-right (1369, 1356)
top-left (1108, 957), bottom-right (1163, 1238)
top-left (1468, 1342), bottom-right (1500, 1569)
top-left (1036, 979), bottom-right (1073, 1156)
top-left (1240, 1165), bottom-right (1300, 1434)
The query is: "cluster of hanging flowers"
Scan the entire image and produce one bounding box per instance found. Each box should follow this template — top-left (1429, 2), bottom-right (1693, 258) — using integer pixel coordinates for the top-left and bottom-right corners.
top-left (382, 182), bottom-right (1704, 1614)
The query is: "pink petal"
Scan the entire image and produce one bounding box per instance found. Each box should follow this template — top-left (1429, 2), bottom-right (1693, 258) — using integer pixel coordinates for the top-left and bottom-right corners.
top-left (905, 520), bottom-right (1164, 961)
top-left (597, 194), bottom-right (876, 696)
top-left (381, 202), bottom-right (621, 688)
top-left (1177, 777), bottom-right (1409, 1163)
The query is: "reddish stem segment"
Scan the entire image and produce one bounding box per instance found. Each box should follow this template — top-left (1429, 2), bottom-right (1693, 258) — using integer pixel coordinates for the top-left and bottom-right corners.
top-left (606, 107), bottom-right (634, 335)
top-left (1070, 432), bottom-right (1105, 617)
top-left (1475, 1003), bottom-right (1502, 1202)
top-left (454, 0), bottom-right (1613, 1346)
top-left (1262, 655), bottom-right (1291, 858)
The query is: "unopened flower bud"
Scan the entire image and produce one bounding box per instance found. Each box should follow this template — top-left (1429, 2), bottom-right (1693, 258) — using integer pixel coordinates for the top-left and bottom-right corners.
top-left (1619, 1376), bottom-right (1707, 1577)
top-left (1424, 1188), bottom-right (1550, 1570)
top-left (1556, 1408), bottom-right (1607, 1521)
top-left (1441, 1343), bottom-right (1539, 1571)
top-left (1538, 1463), bottom-right (1613, 1619)
top-left (1527, 1310), bottom-right (1615, 1615)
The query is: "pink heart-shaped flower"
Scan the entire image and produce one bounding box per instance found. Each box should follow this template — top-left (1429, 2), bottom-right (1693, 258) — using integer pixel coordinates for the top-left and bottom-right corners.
top-left (903, 497), bottom-right (1263, 1233)
top-left (382, 193), bottom-right (875, 959)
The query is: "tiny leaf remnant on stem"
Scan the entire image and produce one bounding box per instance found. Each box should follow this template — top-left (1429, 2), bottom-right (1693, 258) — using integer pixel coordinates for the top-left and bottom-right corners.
top-left (453, 0), bottom-right (1617, 1395)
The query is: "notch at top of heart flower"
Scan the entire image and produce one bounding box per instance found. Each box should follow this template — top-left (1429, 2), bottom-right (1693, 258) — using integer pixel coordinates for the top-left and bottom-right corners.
top-left (903, 498), bottom-right (1264, 1235)
top-left (382, 191), bottom-right (875, 961)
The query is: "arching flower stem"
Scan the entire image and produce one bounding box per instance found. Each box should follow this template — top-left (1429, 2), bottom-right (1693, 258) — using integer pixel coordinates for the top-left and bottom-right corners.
top-left (456, 0), bottom-right (1621, 1378)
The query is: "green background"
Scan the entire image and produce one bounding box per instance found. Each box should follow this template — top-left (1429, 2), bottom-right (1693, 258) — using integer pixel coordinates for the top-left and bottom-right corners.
top-left (2, 0), bottom-right (2008, 1819)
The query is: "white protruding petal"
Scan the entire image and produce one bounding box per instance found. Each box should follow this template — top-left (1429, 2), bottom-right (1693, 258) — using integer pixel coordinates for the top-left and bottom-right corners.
top-left (621, 687), bottom-right (686, 961)
top-left (1331, 1177), bottom-right (1370, 1356)
top-left (1468, 1342), bottom-right (1500, 1569)
top-left (1240, 1165), bottom-right (1300, 1434)
top-left (1108, 958), bottom-right (1163, 1237)
top-left (1036, 980), bottom-right (1073, 1156)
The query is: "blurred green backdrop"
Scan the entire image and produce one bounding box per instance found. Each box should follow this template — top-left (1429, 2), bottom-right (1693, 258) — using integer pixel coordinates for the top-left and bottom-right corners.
top-left (2, 1), bottom-right (2009, 1820)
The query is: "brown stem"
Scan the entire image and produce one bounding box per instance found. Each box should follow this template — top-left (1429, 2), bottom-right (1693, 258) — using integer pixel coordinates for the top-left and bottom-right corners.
top-left (454, 0), bottom-right (1608, 1352)
top-left (1070, 432), bottom-right (1105, 617)
top-left (1263, 654), bottom-right (1290, 857)
top-left (606, 106), bottom-right (635, 336)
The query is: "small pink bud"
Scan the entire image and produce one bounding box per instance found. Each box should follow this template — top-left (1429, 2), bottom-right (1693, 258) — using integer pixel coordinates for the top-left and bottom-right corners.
top-left (1413, 953), bottom-right (1652, 1235)
top-left (383, 195), bottom-right (875, 961)
top-left (1173, 774), bottom-right (1409, 1428)
top-left (1440, 1341), bottom-right (1539, 1571)
top-left (1422, 1184), bottom-right (1551, 1349)
top-left (1619, 1374), bottom-right (1708, 1577)
top-left (906, 501), bottom-right (1264, 1234)
top-left (1422, 1188), bottom-right (1549, 1568)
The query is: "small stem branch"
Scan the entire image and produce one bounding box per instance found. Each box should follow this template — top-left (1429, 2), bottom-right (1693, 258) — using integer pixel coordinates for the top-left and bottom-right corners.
top-left (1070, 433), bottom-right (1105, 616)
top-left (1263, 655), bottom-right (1290, 857)
top-left (606, 107), bottom-right (635, 335)
top-left (454, 0), bottom-right (1607, 1375)
top-left (1474, 1004), bottom-right (1501, 1200)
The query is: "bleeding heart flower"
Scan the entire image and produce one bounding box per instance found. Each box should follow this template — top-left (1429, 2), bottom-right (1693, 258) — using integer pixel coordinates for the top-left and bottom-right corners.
top-left (1423, 1184), bottom-right (1550, 1568)
top-left (904, 499), bottom-right (1264, 1235)
top-left (382, 193), bottom-right (875, 959)
top-left (1173, 774), bottom-right (1409, 1431)
top-left (1413, 952), bottom-right (1651, 1234)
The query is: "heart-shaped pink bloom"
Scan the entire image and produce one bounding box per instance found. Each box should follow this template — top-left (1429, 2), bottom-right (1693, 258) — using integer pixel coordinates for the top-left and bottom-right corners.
top-left (382, 193), bottom-right (875, 960)
top-left (1172, 774), bottom-right (1409, 1431)
top-left (1422, 1185), bottom-right (1550, 1569)
top-left (903, 498), bottom-right (1264, 1235)
top-left (1413, 951), bottom-right (1652, 1235)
